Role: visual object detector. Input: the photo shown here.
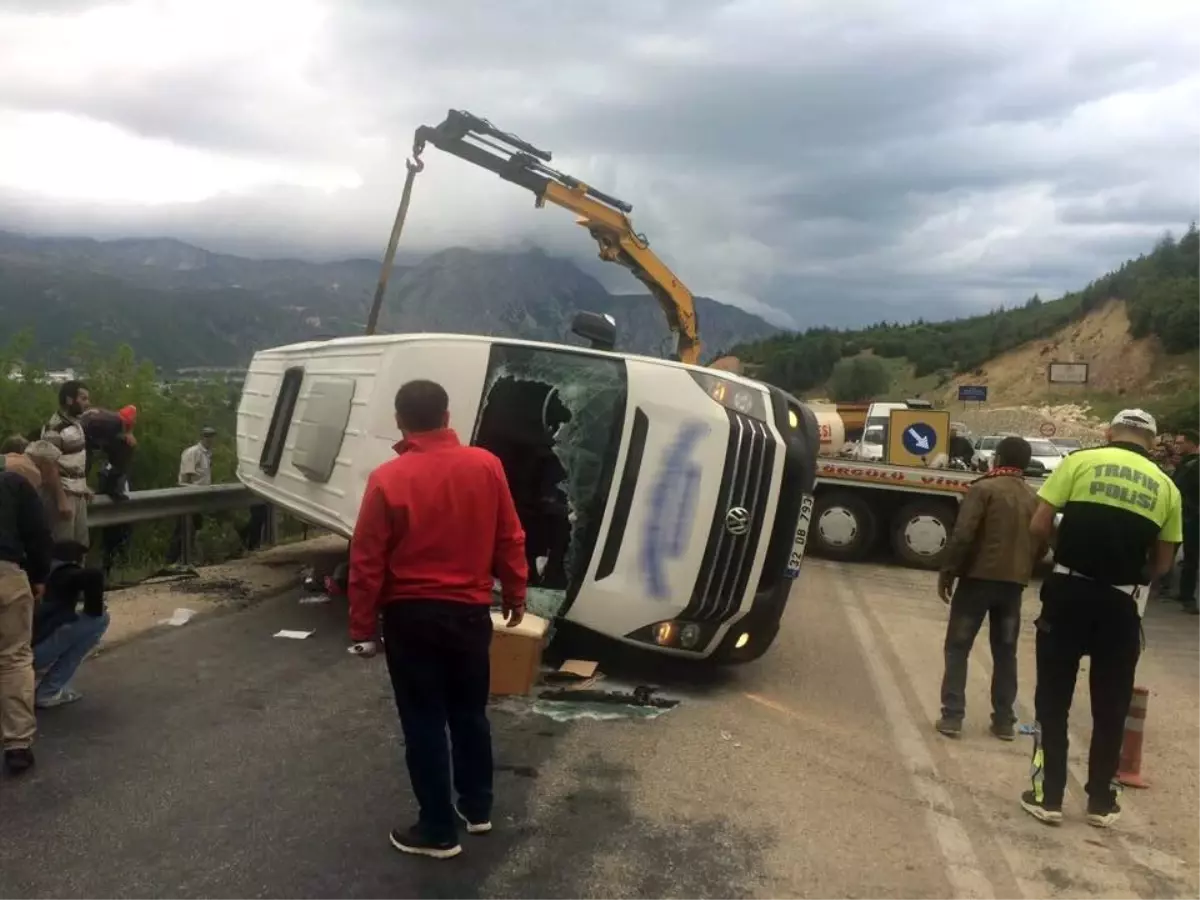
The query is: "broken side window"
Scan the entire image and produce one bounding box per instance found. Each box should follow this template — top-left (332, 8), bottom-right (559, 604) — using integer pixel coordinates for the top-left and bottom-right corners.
top-left (472, 344), bottom-right (627, 620)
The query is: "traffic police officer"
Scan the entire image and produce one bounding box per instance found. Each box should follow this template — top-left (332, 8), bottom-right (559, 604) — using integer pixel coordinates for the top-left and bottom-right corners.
top-left (1023, 409), bottom-right (1182, 828)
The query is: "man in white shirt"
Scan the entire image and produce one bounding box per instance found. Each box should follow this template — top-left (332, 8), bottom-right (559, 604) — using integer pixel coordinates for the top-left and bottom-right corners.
top-left (178, 426), bottom-right (215, 487)
top-left (167, 427), bottom-right (216, 564)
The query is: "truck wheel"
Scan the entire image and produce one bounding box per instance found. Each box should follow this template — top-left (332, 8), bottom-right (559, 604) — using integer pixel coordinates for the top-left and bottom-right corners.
top-left (891, 499), bottom-right (956, 569)
top-left (812, 491), bottom-right (876, 562)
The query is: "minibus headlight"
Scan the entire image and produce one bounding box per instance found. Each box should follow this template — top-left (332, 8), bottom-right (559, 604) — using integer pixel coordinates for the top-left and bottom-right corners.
top-left (689, 371), bottom-right (768, 421)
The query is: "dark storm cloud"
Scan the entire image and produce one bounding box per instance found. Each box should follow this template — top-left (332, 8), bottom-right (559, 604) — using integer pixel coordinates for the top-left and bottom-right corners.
top-left (0, 0), bottom-right (1196, 328)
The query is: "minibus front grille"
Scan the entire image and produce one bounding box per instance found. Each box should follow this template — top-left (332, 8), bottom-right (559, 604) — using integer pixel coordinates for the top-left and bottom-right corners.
top-left (682, 409), bottom-right (775, 622)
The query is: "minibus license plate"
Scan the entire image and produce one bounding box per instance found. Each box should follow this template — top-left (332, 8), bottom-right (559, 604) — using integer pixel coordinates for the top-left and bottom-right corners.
top-left (785, 494), bottom-right (815, 578)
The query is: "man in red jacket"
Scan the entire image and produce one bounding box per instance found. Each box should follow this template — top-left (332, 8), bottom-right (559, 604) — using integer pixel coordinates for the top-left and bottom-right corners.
top-left (348, 379), bottom-right (527, 860)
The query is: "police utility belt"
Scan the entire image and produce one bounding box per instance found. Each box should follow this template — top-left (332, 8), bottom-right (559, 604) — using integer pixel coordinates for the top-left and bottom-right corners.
top-left (1052, 564), bottom-right (1139, 597)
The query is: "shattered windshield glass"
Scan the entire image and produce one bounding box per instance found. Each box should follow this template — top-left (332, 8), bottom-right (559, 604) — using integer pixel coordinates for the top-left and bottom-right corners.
top-left (473, 344), bottom-right (627, 620)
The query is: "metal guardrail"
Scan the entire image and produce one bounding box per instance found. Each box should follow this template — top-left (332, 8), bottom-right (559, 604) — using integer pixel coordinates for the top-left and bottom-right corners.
top-left (88, 482), bottom-right (260, 528)
top-left (88, 482), bottom-right (278, 567)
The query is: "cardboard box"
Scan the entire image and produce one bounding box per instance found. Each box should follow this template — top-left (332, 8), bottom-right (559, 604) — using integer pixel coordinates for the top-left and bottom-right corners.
top-left (489, 611), bottom-right (548, 696)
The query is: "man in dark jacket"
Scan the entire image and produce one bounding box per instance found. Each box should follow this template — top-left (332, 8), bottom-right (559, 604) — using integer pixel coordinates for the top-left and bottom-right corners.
top-left (348, 379), bottom-right (527, 860)
top-left (1173, 429), bottom-right (1199, 614)
top-left (32, 544), bottom-right (110, 708)
top-left (937, 436), bottom-right (1041, 740)
top-left (0, 467), bottom-right (52, 775)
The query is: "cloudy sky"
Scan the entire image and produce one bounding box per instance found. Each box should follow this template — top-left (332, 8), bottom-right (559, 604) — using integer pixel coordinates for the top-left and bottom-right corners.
top-left (0, 0), bottom-right (1197, 327)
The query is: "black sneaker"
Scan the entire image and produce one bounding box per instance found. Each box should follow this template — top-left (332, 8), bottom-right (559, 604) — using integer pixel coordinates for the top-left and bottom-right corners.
top-left (456, 805), bottom-right (493, 835)
top-left (3, 747), bottom-right (35, 776)
top-left (990, 721), bottom-right (1016, 741)
top-left (388, 825), bottom-right (461, 859)
top-left (1020, 790), bottom-right (1063, 825)
top-left (935, 717), bottom-right (963, 737)
top-left (1086, 790), bottom-right (1122, 828)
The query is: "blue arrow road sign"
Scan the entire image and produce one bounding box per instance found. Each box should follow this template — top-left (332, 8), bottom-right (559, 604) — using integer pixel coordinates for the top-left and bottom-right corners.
top-left (901, 421), bottom-right (938, 456)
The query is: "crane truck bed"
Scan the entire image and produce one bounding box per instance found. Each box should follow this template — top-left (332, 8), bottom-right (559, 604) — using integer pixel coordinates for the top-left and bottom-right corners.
top-left (809, 457), bottom-right (1047, 569)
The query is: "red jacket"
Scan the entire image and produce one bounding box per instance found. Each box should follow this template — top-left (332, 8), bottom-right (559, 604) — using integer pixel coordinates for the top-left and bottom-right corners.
top-left (347, 429), bottom-right (527, 641)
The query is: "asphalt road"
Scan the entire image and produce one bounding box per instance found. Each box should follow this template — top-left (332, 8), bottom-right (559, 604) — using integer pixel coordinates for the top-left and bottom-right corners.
top-left (2, 561), bottom-right (1196, 898)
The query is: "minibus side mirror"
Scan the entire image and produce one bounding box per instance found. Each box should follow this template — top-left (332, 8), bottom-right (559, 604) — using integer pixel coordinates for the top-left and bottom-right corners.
top-left (571, 312), bottom-right (617, 352)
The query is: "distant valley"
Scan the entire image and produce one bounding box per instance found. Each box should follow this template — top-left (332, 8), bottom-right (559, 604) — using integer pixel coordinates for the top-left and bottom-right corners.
top-left (0, 231), bottom-right (778, 370)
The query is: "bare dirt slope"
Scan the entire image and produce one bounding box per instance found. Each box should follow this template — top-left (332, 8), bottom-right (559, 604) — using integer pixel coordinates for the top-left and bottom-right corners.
top-left (942, 300), bottom-right (1170, 404)
top-left (807, 299), bottom-right (1192, 440)
top-left (941, 300), bottom-right (1194, 439)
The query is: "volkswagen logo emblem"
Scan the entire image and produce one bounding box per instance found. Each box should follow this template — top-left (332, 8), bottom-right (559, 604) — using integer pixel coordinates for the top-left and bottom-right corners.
top-left (724, 506), bottom-right (750, 536)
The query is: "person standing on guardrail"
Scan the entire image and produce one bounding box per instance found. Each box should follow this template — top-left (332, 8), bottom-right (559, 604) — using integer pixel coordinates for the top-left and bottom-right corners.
top-left (166, 426), bottom-right (215, 565)
top-left (347, 379), bottom-right (527, 860)
top-left (39, 380), bottom-right (92, 550)
top-left (81, 405), bottom-right (138, 500)
top-left (0, 465), bottom-right (53, 776)
top-left (1023, 409), bottom-right (1183, 828)
top-left (1172, 429), bottom-right (1198, 615)
top-left (936, 436), bottom-right (1041, 741)
top-left (80, 406), bottom-right (138, 575)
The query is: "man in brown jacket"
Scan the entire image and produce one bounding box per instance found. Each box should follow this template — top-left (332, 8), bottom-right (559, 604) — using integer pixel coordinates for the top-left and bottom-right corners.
top-left (937, 436), bottom-right (1041, 740)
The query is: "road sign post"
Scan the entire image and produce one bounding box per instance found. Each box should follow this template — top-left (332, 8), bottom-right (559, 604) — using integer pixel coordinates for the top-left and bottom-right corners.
top-left (958, 385), bottom-right (988, 403)
top-left (887, 409), bottom-right (951, 466)
top-left (1040, 422), bottom-right (1057, 438)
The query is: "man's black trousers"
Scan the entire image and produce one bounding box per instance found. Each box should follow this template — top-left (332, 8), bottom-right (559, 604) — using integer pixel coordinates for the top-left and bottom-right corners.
top-left (940, 578), bottom-right (1022, 726)
top-left (1034, 574), bottom-right (1141, 807)
top-left (381, 600), bottom-right (493, 842)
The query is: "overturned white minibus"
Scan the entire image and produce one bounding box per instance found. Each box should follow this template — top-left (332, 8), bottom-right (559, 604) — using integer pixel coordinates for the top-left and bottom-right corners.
top-left (235, 333), bottom-right (818, 662)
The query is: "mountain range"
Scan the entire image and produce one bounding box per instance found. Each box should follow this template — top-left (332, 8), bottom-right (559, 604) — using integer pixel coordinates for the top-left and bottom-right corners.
top-left (0, 231), bottom-right (778, 370)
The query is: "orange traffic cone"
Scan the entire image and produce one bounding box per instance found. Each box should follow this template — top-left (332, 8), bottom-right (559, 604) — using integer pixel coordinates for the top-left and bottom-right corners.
top-left (1117, 686), bottom-right (1150, 789)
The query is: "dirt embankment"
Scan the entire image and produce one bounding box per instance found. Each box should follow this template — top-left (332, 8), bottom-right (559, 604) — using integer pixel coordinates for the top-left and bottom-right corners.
top-left (954, 404), bottom-right (1104, 442)
top-left (942, 300), bottom-right (1189, 406)
top-left (98, 535), bottom-right (348, 649)
top-left (941, 299), bottom-right (1194, 439)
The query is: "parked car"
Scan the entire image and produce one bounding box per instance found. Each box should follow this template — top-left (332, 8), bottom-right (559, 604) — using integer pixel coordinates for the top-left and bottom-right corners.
top-left (1050, 437), bottom-right (1083, 454)
top-left (971, 434), bottom-right (1009, 471)
top-left (1024, 437), bottom-right (1066, 473)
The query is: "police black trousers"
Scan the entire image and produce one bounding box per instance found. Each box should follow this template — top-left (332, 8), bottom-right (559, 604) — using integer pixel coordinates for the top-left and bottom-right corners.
top-left (381, 599), bottom-right (494, 842)
top-left (1034, 574), bottom-right (1141, 806)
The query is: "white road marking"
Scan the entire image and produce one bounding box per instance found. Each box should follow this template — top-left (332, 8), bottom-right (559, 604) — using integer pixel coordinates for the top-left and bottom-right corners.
top-left (835, 577), bottom-right (996, 900)
top-left (850, 567), bottom-right (1196, 899)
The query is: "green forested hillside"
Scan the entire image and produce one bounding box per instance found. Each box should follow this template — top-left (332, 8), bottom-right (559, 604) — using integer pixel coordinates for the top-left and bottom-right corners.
top-left (733, 226), bottom-right (1199, 399)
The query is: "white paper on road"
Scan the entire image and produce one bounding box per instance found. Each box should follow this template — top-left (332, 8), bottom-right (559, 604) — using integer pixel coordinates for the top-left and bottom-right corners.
top-left (161, 608), bottom-right (198, 626)
top-left (298, 594), bottom-right (332, 605)
top-left (274, 629), bottom-right (314, 640)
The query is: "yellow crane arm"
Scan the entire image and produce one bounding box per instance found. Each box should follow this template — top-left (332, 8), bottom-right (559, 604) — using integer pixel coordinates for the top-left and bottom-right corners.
top-left (412, 110), bottom-right (701, 365)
